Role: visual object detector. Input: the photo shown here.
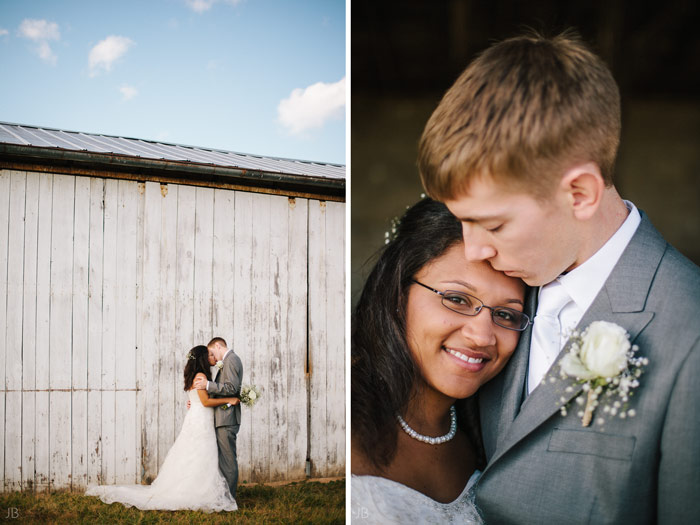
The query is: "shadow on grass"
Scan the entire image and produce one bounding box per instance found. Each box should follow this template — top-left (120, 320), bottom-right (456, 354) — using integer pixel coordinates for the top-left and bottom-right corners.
top-left (0, 479), bottom-right (345, 524)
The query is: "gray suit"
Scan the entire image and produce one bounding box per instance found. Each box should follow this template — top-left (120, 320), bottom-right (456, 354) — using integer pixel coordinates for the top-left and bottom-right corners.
top-left (207, 350), bottom-right (243, 499)
top-left (476, 213), bottom-right (700, 524)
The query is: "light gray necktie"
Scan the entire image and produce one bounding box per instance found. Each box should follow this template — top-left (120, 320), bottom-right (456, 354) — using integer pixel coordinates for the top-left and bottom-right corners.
top-left (528, 281), bottom-right (572, 393)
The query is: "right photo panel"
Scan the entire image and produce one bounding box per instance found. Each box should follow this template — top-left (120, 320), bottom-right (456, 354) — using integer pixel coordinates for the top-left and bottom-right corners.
top-left (350, 1), bottom-right (700, 523)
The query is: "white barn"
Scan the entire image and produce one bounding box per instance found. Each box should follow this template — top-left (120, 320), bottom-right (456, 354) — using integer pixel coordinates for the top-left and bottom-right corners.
top-left (0, 122), bottom-right (345, 491)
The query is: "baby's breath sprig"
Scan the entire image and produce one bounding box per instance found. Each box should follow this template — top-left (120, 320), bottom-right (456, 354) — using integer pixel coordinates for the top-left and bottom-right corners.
top-left (384, 193), bottom-right (427, 244)
top-left (384, 216), bottom-right (400, 245)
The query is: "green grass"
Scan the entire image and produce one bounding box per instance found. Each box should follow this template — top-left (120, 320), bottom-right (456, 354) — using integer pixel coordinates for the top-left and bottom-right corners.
top-left (0, 479), bottom-right (345, 524)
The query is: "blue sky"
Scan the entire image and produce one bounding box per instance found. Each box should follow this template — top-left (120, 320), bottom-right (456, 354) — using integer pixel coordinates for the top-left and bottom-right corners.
top-left (0, 0), bottom-right (346, 164)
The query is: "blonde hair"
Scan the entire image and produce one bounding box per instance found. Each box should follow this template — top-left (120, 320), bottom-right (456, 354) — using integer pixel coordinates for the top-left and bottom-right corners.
top-left (418, 30), bottom-right (621, 200)
top-left (207, 337), bottom-right (227, 348)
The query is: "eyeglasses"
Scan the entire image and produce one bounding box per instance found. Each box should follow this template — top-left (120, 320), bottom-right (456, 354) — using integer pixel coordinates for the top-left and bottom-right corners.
top-left (411, 279), bottom-right (531, 332)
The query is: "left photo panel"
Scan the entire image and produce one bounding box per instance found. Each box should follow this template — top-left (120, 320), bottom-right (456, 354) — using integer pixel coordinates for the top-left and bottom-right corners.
top-left (0, 0), bottom-right (345, 522)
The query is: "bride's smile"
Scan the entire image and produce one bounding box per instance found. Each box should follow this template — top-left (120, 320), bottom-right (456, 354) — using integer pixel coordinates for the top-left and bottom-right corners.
top-left (443, 346), bottom-right (488, 368)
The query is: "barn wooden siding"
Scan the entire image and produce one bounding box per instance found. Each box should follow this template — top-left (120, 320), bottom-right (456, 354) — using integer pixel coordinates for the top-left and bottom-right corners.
top-left (0, 168), bottom-right (345, 491)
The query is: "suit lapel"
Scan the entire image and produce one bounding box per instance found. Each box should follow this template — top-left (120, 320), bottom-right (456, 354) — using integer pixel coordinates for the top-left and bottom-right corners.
top-left (480, 286), bottom-right (537, 458)
top-left (485, 213), bottom-right (663, 469)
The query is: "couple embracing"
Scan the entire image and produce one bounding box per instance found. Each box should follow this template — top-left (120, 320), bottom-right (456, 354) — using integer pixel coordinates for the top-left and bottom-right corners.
top-left (87, 337), bottom-right (243, 513)
top-left (352, 31), bottom-right (700, 523)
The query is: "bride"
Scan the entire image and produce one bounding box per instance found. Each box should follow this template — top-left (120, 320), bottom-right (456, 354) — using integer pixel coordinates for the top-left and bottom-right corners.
top-left (351, 198), bottom-right (528, 523)
top-left (85, 345), bottom-right (239, 512)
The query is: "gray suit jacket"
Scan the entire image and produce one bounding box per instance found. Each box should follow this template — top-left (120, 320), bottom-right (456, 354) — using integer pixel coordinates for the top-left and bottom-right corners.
top-left (208, 350), bottom-right (243, 428)
top-left (476, 213), bottom-right (700, 524)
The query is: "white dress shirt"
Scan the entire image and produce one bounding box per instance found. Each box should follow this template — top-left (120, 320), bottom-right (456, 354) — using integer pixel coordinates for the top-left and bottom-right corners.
top-left (527, 201), bottom-right (641, 393)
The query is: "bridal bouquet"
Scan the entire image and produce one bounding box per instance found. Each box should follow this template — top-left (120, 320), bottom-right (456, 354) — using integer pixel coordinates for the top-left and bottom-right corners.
top-left (240, 384), bottom-right (262, 407)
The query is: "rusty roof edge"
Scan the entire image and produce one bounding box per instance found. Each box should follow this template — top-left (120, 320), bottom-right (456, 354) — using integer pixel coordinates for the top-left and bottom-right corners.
top-left (0, 143), bottom-right (346, 193)
top-left (0, 120), bottom-right (345, 167)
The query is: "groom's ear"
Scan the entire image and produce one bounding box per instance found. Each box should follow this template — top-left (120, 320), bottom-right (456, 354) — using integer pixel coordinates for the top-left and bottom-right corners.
top-left (559, 162), bottom-right (605, 221)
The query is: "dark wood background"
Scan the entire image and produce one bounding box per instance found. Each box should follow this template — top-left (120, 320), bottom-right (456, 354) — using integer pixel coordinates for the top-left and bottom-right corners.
top-left (351, 0), bottom-right (700, 303)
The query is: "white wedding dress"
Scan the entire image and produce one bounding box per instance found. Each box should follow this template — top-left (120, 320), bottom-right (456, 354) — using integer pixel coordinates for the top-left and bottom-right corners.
top-left (351, 470), bottom-right (483, 524)
top-left (85, 389), bottom-right (237, 512)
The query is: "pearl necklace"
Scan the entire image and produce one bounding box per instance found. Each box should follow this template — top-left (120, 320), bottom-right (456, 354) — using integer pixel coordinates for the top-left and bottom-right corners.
top-left (396, 406), bottom-right (457, 445)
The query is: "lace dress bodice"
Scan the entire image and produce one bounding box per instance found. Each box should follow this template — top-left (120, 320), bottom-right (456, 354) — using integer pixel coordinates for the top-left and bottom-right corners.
top-left (351, 470), bottom-right (483, 524)
top-left (85, 389), bottom-right (237, 512)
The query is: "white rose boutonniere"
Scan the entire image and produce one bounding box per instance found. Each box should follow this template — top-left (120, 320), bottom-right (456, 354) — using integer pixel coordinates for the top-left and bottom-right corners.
top-left (215, 360), bottom-right (224, 371)
top-left (559, 321), bottom-right (648, 427)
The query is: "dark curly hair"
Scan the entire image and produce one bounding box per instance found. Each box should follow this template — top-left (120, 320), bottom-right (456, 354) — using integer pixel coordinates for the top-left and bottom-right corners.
top-left (352, 198), bottom-right (484, 470)
top-left (183, 345), bottom-right (212, 391)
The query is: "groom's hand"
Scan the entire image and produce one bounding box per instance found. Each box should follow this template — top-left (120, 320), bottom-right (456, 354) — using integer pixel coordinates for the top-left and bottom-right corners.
top-left (193, 377), bottom-right (208, 390)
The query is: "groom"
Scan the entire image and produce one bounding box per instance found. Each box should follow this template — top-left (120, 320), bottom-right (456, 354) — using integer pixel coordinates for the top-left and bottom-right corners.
top-left (194, 337), bottom-right (243, 499)
top-left (418, 31), bottom-right (700, 523)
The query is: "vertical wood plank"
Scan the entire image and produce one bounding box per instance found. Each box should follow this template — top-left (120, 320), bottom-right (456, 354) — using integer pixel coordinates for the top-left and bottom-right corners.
top-left (48, 394), bottom-right (71, 489)
top-left (232, 191), bottom-right (253, 482)
top-left (326, 201), bottom-right (346, 475)
top-left (22, 171), bottom-right (40, 491)
top-left (0, 170), bottom-right (10, 489)
top-left (267, 195), bottom-right (289, 481)
top-left (157, 183), bottom-right (178, 468)
top-left (49, 174), bottom-right (75, 489)
top-left (286, 197), bottom-right (308, 480)
top-left (114, 391), bottom-right (137, 483)
top-left (194, 187), bottom-right (214, 344)
top-left (249, 192), bottom-right (271, 482)
top-left (34, 173), bottom-right (53, 491)
top-left (174, 185), bottom-right (196, 435)
top-left (139, 182), bottom-right (162, 482)
top-left (6, 171), bottom-right (26, 490)
top-left (87, 178), bottom-right (104, 485)
top-left (308, 199), bottom-right (329, 477)
top-left (71, 176), bottom-right (90, 489)
top-left (101, 179), bottom-right (118, 485)
top-left (115, 180), bottom-right (139, 483)
top-left (212, 189), bottom-right (235, 343)
top-left (134, 182), bottom-right (145, 484)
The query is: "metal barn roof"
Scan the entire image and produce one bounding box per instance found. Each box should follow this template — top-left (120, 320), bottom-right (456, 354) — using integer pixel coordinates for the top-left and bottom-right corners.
top-left (0, 122), bottom-right (345, 200)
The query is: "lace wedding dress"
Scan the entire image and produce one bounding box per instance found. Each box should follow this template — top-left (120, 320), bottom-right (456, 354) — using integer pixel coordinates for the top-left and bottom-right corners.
top-left (351, 470), bottom-right (483, 524)
top-left (85, 389), bottom-right (237, 512)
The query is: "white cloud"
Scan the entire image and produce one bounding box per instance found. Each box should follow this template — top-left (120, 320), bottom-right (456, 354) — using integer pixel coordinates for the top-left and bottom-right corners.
top-left (0, 29), bottom-right (9, 37)
top-left (19, 19), bottom-right (59, 40)
top-left (277, 77), bottom-right (346, 135)
top-left (18, 19), bottom-right (60, 64)
top-left (37, 41), bottom-right (54, 62)
top-left (89, 35), bottom-right (134, 76)
top-left (119, 85), bottom-right (138, 101)
top-left (185, 0), bottom-right (242, 13)
top-left (186, 0), bottom-right (215, 11)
